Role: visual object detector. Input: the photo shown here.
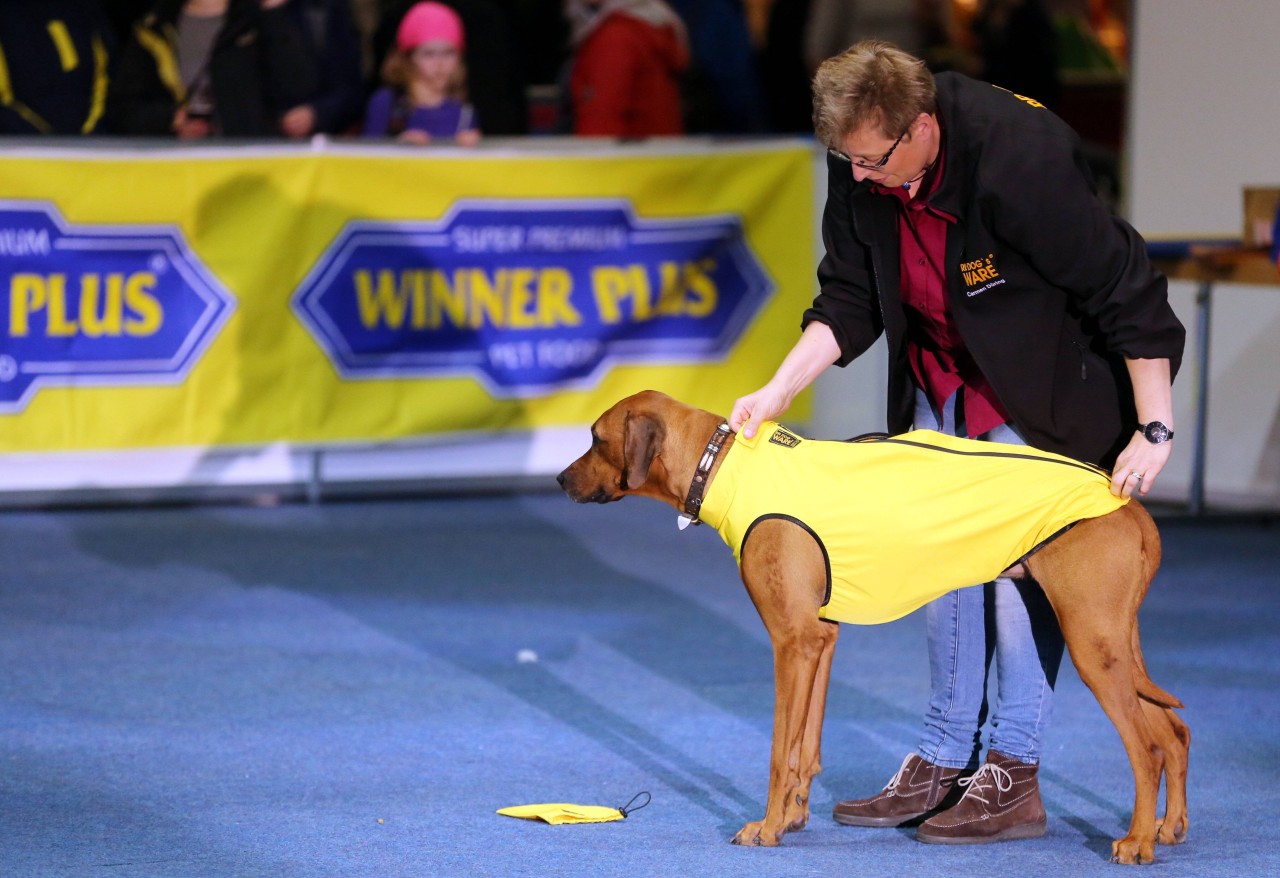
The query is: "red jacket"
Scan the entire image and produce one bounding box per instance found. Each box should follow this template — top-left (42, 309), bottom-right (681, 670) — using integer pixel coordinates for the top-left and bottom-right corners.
top-left (570, 12), bottom-right (687, 137)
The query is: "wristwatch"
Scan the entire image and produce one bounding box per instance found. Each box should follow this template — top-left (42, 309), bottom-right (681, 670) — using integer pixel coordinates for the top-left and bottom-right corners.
top-left (1138, 421), bottom-right (1174, 444)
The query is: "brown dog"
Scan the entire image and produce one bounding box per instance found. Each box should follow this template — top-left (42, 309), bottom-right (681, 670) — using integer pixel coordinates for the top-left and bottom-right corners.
top-left (557, 390), bottom-right (1190, 864)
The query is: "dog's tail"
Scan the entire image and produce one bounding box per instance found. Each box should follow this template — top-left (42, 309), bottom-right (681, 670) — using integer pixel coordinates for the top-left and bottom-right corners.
top-left (1136, 676), bottom-right (1184, 710)
top-left (1131, 606), bottom-right (1183, 709)
top-left (1131, 506), bottom-right (1183, 710)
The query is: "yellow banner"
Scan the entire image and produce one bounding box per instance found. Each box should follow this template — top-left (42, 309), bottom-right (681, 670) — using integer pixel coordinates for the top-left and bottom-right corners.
top-left (0, 143), bottom-right (813, 453)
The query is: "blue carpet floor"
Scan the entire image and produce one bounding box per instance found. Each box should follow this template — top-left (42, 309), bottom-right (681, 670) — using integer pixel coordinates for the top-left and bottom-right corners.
top-left (1, 493), bottom-right (1277, 877)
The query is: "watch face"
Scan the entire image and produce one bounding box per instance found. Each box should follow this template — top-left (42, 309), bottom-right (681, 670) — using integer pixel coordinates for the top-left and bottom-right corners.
top-left (1144, 422), bottom-right (1171, 443)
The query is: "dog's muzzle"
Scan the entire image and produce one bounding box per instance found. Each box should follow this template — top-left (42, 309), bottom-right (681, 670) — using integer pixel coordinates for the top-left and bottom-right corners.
top-left (556, 470), bottom-right (618, 504)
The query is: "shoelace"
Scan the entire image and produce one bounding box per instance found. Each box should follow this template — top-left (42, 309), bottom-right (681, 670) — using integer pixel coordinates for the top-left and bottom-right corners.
top-left (883, 754), bottom-right (917, 794)
top-left (956, 762), bottom-right (1014, 805)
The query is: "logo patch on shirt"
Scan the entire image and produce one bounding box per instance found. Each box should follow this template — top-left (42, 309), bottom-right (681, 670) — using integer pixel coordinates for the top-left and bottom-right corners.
top-left (960, 253), bottom-right (1006, 297)
top-left (769, 427), bottom-right (802, 448)
top-left (992, 85), bottom-right (1046, 109)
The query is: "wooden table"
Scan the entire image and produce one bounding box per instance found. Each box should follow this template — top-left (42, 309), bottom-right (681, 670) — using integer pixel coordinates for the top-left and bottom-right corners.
top-left (1148, 242), bottom-right (1278, 514)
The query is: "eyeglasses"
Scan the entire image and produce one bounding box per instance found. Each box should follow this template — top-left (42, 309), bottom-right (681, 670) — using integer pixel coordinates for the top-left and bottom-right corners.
top-left (829, 127), bottom-right (909, 170)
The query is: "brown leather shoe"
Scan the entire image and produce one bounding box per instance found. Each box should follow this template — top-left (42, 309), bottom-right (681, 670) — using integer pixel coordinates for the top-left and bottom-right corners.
top-left (915, 749), bottom-right (1047, 844)
top-left (833, 754), bottom-right (969, 827)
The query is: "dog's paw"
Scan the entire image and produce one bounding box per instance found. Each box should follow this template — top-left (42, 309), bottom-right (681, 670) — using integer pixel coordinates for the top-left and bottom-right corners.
top-left (1110, 836), bottom-right (1156, 865)
top-left (731, 821), bottom-right (781, 847)
top-left (1156, 815), bottom-right (1189, 845)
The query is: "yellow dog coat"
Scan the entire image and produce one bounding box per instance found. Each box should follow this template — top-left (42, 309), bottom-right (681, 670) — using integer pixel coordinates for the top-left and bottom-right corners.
top-left (698, 424), bottom-right (1127, 625)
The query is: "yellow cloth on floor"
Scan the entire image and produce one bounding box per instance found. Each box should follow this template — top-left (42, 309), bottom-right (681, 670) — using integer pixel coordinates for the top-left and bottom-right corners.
top-left (496, 803), bottom-right (626, 824)
top-left (698, 425), bottom-right (1127, 625)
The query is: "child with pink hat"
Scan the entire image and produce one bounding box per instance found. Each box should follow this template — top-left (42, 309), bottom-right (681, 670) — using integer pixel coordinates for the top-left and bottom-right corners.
top-left (361, 1), bottom-right (480, 145)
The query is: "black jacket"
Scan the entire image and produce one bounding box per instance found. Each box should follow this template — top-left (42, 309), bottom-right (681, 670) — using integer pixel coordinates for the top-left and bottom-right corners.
top-left (281, 0), bottom-right (365, 134)
top-left (0, 0), bottom-right (114, 135)
top-left (107, 0), bottom-right (317, 136)
top-left (804, 72), bottom-right (1185, 468)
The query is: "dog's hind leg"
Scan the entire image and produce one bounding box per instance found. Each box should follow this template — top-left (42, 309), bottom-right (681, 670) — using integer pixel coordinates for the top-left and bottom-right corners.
top-left (1053, 597), bottom-right (1164, 863)
top-left (1029, 508), bottom-right (1166, 864)
top-left (731, 518), bottom-right (833, 847)
top-left (1146, 700), bottom-right (1190, 844)
top-left (1129, 621), bottom-right (1190, 846)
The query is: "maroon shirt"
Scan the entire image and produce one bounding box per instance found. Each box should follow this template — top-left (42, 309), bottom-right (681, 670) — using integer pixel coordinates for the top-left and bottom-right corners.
top-left (873, 149), bottom-right (1010, 437)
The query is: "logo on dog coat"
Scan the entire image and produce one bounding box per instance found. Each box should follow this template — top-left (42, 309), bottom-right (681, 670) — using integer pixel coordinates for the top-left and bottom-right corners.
top-left (0, 200), bottom-right (234, 413)
top-left (769, 427), bottom-right (802, 448)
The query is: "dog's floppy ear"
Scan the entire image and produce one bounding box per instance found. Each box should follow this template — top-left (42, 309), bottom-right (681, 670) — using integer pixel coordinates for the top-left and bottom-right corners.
top-left (622, 412), bottom-right (664, 490)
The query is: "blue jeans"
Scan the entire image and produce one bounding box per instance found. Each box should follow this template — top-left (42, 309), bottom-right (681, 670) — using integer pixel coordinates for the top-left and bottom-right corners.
top-left (913, 390), bottom-right (1065, 768)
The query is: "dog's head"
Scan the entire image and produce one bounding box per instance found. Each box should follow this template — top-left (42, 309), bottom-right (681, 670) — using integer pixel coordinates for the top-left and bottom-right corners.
top-left (557, 390), bottom-right (674, 504)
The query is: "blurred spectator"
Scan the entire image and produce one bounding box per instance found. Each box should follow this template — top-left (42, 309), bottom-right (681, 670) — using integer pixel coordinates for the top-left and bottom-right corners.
top-left (0, 0), bottom-right (115, 135)
top-left (105, 0), bottom-right (154, 45)
top-left (362, 1), bottom-right (480, 144)
top-left (914, 0), bottom-right (980, 76)
top-left (347, 0), bottom-right (383, 78)
top-left (970, 0), bottom-right (1060, 109)
top-left (501, 0), bottom-right (570, 88)
top-left (803, 0), bottom-right (928, 73)
top-left (374, 0), bottom-right (527, 134)
top-left (495, 0), bottom-right (568, 134)
top-left (107, 0), bottom-right (318, 138)
top-left (279, 0), bottom-right (367, 136)
top-left (563, 0), bottom-right (689, 137)
top-left (742, 0), bottom-right (769, 46)
top-left (755, 0), bottom-right (813, 133)
top-left (667, 0), bottom-right (766, 133)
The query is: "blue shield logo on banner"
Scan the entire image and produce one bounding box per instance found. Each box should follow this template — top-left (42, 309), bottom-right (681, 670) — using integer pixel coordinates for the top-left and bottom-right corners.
top-left (0, 201), bottom-right (235, 413)
top-left (292, 200), bottom-right (774, 396)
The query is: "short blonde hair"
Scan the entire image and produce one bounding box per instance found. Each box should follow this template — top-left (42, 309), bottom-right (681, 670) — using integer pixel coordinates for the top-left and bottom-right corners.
top-left (812, 40), bottom-right (936, 149)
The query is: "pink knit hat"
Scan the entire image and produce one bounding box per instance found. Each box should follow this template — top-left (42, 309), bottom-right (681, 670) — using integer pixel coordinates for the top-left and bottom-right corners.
top-left (396, 2), bottom-right (465, 52)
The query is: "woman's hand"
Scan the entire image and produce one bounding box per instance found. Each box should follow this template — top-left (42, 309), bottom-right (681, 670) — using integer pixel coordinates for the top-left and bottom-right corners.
top-left (729, 322), bottom-right (841, 439)
top-left (729, 383), bottom-right (793, 439)
top-left (1113, 358), bottom-right (1175, 498)
top-left (1110, 433), bottom-right (1173, 498)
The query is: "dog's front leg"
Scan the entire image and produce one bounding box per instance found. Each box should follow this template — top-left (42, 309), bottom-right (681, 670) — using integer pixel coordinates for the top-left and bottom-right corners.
top-left (732, 634), bottom-right (825, 846)
top-left (732, 522), bottom-right (833, 847)
top-left (784, 620), bottom-right (839, 833)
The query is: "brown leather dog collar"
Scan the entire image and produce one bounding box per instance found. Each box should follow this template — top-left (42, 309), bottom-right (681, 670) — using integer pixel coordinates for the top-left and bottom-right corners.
top-left (679, 422), bottom-right (731, 529)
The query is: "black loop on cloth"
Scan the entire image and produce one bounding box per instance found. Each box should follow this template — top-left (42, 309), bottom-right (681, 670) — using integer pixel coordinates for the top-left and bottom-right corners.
top-left (618, 791), bottom-right (651, 817)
